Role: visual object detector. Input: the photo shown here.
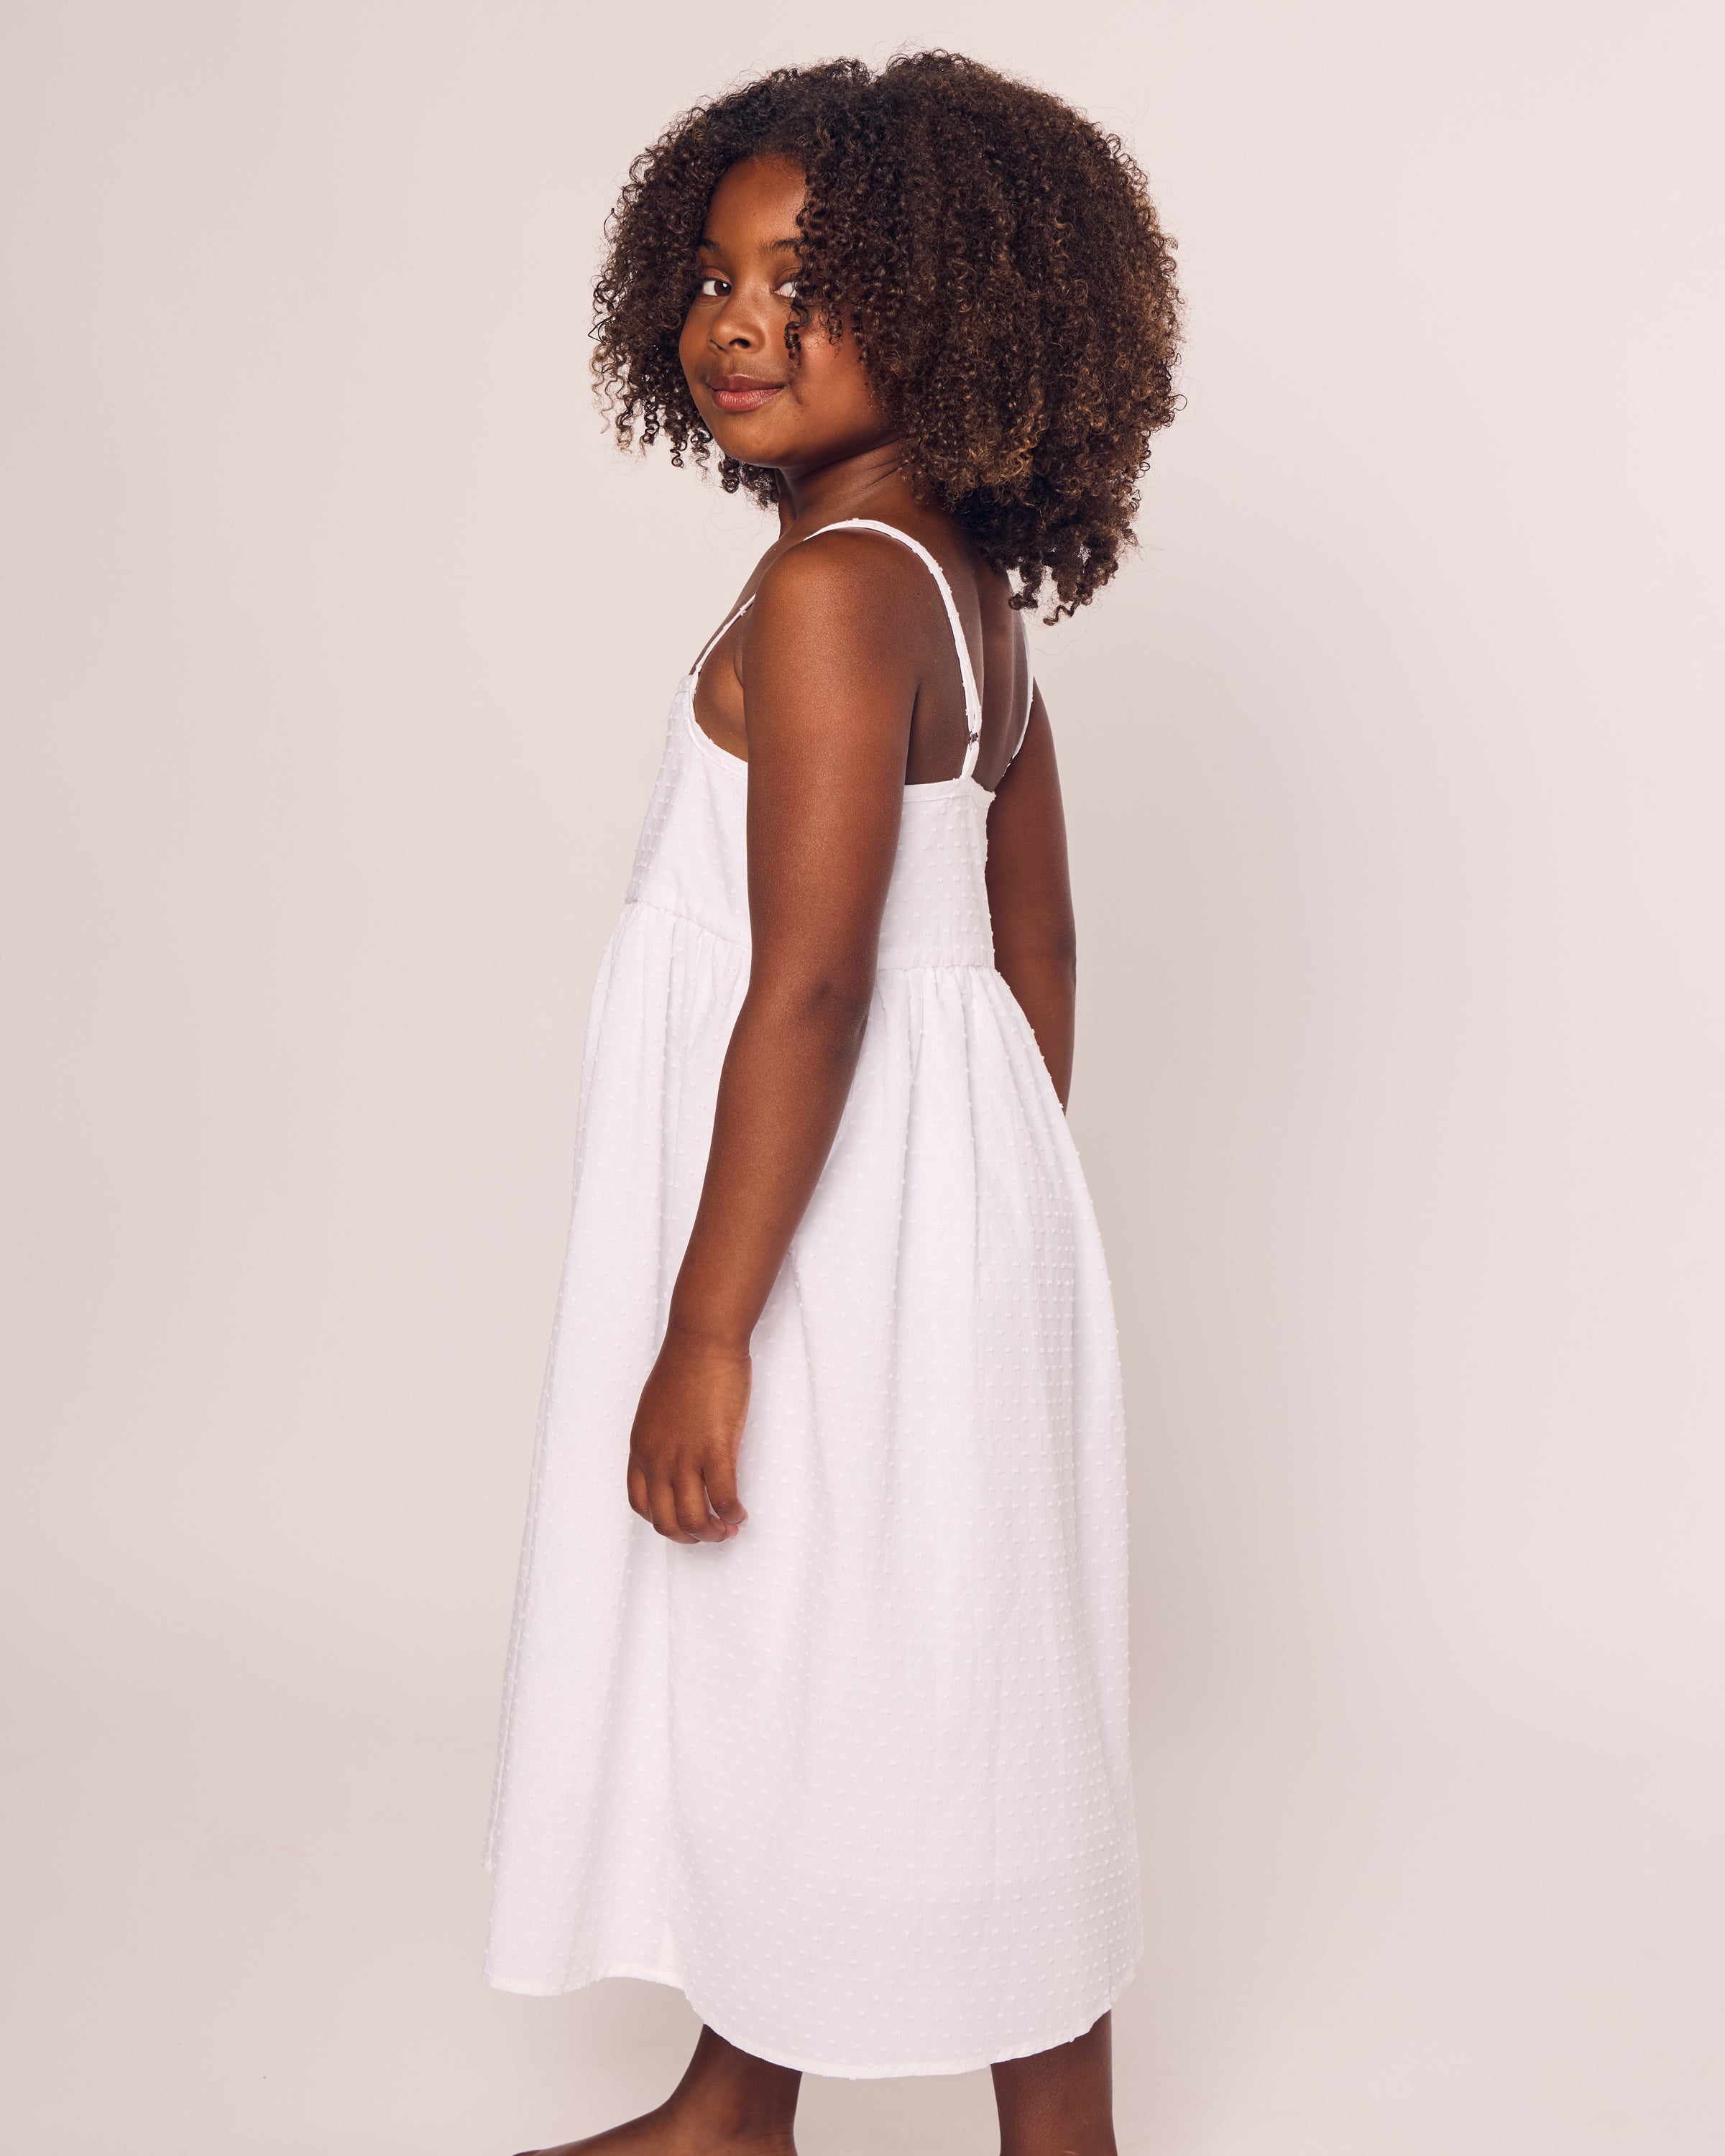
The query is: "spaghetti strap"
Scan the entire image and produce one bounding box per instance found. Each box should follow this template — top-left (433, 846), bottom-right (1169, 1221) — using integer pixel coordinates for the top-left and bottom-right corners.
top-left (689, 596), bottom-right (757, 686)
top-left (800, 517), bottom-right (983, 781)
top-left (1006, 610), bottom-right (1036, 773)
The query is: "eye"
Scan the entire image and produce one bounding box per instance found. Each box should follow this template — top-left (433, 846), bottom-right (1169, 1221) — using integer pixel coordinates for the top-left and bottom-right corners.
top-left (696, 275), bottom-right (730, 299)
top-left (774, 277), bottom-right (801, 300)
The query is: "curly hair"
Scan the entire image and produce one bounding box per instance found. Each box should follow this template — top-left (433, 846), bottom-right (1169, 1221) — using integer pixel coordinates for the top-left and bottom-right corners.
top-left (592, 52), bottom-right (1182, 618)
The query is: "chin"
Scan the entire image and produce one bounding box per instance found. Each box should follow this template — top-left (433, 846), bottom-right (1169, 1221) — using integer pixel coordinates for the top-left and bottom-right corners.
top-left (709, 423), bottom-right (791, 470)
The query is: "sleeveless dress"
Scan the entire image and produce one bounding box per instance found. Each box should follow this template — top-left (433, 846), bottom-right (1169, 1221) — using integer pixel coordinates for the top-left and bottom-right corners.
top-left (485, 520), bottom-right (1141, 2077)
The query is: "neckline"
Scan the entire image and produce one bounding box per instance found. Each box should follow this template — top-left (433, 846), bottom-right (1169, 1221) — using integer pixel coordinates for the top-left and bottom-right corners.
top-left (679, 679), bottom-right (995, 802)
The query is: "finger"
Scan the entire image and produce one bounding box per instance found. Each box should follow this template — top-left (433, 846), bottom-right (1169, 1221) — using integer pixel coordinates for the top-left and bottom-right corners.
top-left (675, 1470), bottom-right (724, 1542)
top-left (703, 1456), bottom-right (747, 1534)
top-left (626, 1460), bottom-right (650, 1521)
top-left (647, 1477), bottom-right (695, 1543)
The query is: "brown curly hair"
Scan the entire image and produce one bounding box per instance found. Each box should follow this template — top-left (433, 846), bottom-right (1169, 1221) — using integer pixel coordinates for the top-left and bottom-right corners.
top-left (592, 52), bottom-right (1182, 619)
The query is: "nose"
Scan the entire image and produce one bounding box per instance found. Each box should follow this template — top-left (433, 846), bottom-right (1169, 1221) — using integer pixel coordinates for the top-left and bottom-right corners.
top-left (708, 281), bottom-right (768, 353)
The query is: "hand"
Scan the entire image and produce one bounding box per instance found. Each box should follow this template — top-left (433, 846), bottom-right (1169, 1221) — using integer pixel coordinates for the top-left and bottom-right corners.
top-left (626, 1326), bottom-right (751, 1543)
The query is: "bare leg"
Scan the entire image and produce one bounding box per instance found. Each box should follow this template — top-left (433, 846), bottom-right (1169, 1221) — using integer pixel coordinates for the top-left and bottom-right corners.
top-left (991, 2013), bottom-right (1116, 2156)
top-left (518, 2024), bottom-right (801, 2156)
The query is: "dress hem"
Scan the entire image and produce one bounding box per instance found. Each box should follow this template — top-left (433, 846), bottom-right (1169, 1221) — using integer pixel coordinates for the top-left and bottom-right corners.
top-left (484, 1952), bottom-right (1142, 2080)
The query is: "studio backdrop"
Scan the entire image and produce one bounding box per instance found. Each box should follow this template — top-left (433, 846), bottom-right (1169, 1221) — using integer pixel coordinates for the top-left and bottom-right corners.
top-left (3, 3), bottom-right (1721, 2152)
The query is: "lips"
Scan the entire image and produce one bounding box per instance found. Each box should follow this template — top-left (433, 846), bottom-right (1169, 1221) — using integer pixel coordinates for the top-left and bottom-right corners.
top-left (709, 377), bottom-right (786, 414)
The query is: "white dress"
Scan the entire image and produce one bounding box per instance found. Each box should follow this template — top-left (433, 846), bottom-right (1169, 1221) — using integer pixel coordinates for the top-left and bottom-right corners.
top-left (485, 520), bottom-right (1141, 2077)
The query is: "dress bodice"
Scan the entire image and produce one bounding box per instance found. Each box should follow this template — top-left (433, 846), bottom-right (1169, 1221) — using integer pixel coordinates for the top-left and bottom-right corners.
top-left (625, 682), bottom-right (998, 972)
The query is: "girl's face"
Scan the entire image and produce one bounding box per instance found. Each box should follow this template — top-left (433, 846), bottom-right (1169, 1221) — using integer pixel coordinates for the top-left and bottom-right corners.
top-left (679, 155), bottom-right (893, 479)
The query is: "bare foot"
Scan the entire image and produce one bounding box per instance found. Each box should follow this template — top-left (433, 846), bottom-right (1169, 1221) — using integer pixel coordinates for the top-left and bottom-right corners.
top-left (518, 2026), bottom-right (801, 2156)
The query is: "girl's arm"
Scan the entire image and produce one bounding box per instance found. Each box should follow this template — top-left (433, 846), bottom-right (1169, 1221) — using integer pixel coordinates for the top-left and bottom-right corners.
top-left (983, 688), bottom-right (1078, 1107)
top-left (626, 534), bottom-right (924, 1544)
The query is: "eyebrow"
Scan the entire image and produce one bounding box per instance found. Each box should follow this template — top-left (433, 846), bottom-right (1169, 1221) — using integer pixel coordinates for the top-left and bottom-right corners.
top-left (697, 235), bottom-right (801, 252)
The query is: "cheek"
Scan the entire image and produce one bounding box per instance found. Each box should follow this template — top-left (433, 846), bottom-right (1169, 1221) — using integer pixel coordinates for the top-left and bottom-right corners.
top-left (796, 330), bottom-right (880, 420)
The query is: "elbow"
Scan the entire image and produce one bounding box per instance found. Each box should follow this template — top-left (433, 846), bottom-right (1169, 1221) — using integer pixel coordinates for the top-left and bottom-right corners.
top-left (801, 972), bottom-right (876, 1051)
top-left (1000, 922), bottom-right (1077, 989)
top-left (745, 965), bottom-right (875, 1056)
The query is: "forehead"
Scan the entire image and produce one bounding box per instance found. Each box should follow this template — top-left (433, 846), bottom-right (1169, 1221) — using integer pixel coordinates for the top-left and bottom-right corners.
top-left (701, 154), bottom-right (808, 245)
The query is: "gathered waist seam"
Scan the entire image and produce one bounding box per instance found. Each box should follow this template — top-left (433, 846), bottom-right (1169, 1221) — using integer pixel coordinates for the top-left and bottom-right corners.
top-left (622, 894), bottom-right (748, 949)
top-left (620, 897), bottom-right (995, 973)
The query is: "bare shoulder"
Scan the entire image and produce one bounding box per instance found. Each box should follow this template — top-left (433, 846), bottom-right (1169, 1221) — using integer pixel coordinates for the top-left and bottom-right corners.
top-left (748, 524), bottom-right (948, 646)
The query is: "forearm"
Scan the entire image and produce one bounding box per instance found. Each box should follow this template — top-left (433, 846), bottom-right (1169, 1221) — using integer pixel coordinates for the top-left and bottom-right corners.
top-left (983, 691), bottom-right (1077, 1110)
top-left (995, 937), bottom-right (1077, 1109)
top-left (666, 975), bottom-right (873, 1350)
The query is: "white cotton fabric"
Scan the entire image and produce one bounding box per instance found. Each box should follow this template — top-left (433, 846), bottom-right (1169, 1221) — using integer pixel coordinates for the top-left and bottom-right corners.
top-left (484, 522), bottom-right (1141, 2077)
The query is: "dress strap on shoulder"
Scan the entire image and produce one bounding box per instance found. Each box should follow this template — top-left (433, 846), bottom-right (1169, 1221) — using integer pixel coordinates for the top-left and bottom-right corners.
top-left (799, 516), bottom-right (983, 780)
top-left (690, 595), bottom-right (758, 686)
top-left (1006, 609), bottom-right (1036, 772)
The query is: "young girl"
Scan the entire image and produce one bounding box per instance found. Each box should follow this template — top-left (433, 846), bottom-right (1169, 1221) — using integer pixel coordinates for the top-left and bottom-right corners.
top-left (486, 53), bottom-right (1181, 2156)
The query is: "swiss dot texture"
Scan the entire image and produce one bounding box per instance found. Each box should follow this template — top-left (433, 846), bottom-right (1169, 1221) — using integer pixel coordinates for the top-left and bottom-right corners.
top-left (484, 530), bottom-right (1141, 2077)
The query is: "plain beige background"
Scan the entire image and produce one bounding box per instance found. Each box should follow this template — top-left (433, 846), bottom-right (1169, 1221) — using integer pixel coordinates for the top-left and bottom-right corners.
top-left (4, 2), bottom-right (1722, 2150)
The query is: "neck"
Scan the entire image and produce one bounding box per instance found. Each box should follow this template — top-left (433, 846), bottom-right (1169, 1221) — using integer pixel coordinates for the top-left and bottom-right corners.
top-left (776, 438), bottom-right (916, 530)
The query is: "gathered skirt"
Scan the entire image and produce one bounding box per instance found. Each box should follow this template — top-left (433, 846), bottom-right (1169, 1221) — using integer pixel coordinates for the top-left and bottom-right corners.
top-left (484, 899), bottom-right (1141, 2076)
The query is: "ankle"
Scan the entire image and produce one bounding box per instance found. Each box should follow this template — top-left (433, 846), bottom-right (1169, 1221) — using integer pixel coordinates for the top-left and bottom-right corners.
top-left (661, 2093), bottom-right (796, 2152)
top-left (677, 2095), bottom-right (796, 2147)
top-left (663, 2027), bottom-right (800, 2150)
top-left (1000, 2133), bottom-right (1115, 2156)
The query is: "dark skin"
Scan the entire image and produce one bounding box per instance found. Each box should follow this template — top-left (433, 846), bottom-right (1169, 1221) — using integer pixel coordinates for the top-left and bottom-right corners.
top-left (520, 156), bottom-right (1108, 2156)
